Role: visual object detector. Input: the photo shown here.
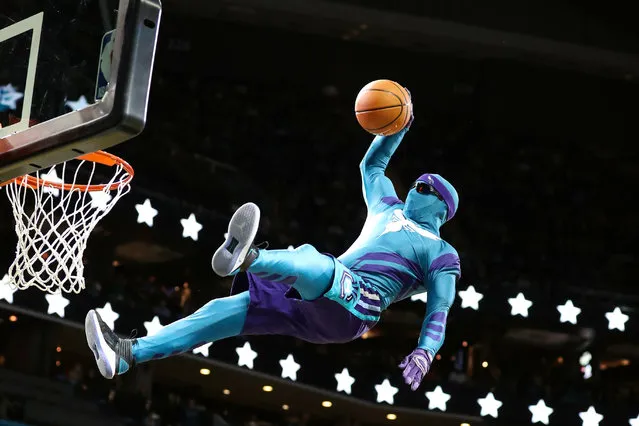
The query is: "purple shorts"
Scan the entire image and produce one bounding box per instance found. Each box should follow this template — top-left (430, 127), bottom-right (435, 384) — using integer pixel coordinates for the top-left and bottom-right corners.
top-left (230, 272), bottom-right (376, 344)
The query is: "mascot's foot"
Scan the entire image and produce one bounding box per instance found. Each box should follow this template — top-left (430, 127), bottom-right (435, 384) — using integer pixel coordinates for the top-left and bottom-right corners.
top-left (85, 310), bottom-right (134, 379)
top-left (212, 202), bottom-right (260, 277)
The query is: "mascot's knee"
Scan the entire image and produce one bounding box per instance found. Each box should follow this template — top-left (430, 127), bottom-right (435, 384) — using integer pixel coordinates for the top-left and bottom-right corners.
top-left (296, 243), bottom-right (316, 253)
top-left (201, 298), bottom-right (220, 311)
top-left (291, 244), bottom-right (326, 274)
top-left (290, 244), bottom-right (314, 269)
top-left (295, 244), bottom-right (321, 259)
top-left (191, 298), bottom-right (219, 319)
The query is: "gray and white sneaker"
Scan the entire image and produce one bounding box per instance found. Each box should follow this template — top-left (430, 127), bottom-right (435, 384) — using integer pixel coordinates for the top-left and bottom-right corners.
top-left (211, 202), bottom-right (261, 277)
top-left (85, 309), bottom-right (134, 379)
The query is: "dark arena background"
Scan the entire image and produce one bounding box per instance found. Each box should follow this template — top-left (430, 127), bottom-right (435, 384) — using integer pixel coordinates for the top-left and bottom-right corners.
top-left (1, 1), bottom-right (639, 426)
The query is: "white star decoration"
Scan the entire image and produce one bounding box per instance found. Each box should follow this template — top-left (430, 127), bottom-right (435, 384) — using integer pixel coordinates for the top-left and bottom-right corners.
top-left (65, 95), bottom-right (90, 111)
top-left (96, 302), bottom-right (119, 329)
top-left (193, 342), bottom-right (213, 357)
top-left (579, 406), bottom-right (603, 426)
top-left (335, 368), bottom-right (355, 394)
top-left (181, 213), bottom-right (203, 241)
top-left (40, 169), bottom-right (63, 197)
top-left (605, 307), bottom-right (629, 331)
top-left (458, 285), bottom-right (484, 310)
top-left (425, 386), bottom-right (451, 411)
top-left (143, 316), bottom-right (165, 337)
top-left (528, 399), bottom-right (554, 425)
top-left (508, 292), bottom-right (533, 317)
top-left (629, 414), bottom-right (639, 426)
top-left (0, 84), bottom-right (24, 110)
top-left (477, 392), bottom-right (503, 418)
top-left (236, 342), bottom-right (258, 369)
top-left (557, 300), bottom-right (582, 325)
top-left (0, 274), bottom-right (16, 304)
top-left (135, 199), bottom-right (158, 227)
top-left (374, 379), bottom-right (398, 404)
top-left (45, 292), bottom-right (70, 317)
top-left (279, 354), bottom-right (301, 381)
top-left (89, 191), bottom-right (112, 211)
top-left (410, 292), bottom-right (428, 303)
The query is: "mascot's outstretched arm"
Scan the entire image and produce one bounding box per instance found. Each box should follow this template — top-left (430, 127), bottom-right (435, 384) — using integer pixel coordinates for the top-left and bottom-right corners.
top-left (359, 127), bottom-right (411, 211)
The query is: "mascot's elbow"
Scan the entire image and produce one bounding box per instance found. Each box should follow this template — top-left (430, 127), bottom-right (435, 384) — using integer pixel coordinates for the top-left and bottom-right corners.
top-left (359, 158), bottom-right (370, 172)
top-left (429, 304), bottom-right (452, 319)
top-left (359, 157), bottom-right (383, 177)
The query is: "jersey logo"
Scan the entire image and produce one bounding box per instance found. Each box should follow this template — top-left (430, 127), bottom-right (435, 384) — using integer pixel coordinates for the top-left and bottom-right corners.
top-left (381, 210), bottom-right (440, 240)
top-left (339, 271), bottom-right (354, 302)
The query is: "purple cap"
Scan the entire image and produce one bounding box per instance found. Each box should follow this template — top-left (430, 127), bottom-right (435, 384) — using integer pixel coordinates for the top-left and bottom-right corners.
top-left (416, 173), bottom-right (458, 221)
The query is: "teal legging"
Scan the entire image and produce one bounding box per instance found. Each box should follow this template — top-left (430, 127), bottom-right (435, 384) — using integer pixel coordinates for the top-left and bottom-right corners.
top-left (130, 291), bottom-right (249, 367)
top-left (126, 244), bottom-right (333, 371)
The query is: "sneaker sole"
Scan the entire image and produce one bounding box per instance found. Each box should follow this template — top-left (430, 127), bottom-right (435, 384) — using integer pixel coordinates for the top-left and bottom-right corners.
top-left (211, 202), bottom-right (260, 277)
top-left (85, 310), bottom-right (116, 379)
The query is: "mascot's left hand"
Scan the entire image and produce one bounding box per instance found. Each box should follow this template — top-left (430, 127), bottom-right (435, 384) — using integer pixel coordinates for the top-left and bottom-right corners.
top-left (399, 348), bottom-right (432, 390)
top-left (404, 87), bottom-right (414, 129)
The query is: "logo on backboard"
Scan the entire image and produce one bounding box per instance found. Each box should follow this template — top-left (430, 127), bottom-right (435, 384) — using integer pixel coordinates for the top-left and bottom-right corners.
top-left (0, 84), bottom-right (24, 112)
top-left (95, 30), bottom-right (115, 102)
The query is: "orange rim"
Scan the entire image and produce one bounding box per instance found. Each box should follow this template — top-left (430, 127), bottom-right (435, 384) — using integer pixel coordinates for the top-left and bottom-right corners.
top-left (4, 151), bottom-right (134, 192)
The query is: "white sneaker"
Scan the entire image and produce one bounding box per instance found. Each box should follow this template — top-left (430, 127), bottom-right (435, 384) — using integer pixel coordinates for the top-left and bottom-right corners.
top-left (85, 309), bottom-right (133, 379)
top-left (211, 202), bottom-right (261, 277)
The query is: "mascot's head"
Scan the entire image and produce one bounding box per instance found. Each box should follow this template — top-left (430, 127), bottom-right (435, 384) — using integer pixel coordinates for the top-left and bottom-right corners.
top-left (403, 173), bottom-right (458, 233)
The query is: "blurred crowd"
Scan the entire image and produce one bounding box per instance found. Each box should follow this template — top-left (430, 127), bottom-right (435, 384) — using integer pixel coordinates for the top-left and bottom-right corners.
top-left (0, 360), bottom-right (342, 426)
top-left (62, 362), bottom-right (337, 426)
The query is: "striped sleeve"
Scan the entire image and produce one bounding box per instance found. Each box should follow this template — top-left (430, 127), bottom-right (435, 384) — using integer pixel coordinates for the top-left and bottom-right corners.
top-left (428, 251), bottom-right (461, 280)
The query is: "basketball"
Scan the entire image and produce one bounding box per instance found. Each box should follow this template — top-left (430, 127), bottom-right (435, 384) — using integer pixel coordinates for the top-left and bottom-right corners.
top-left (355, 79), bottom-right (413, 136)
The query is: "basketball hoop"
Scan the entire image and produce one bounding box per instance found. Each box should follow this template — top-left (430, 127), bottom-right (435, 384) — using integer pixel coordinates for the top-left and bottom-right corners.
top-left (2, 151), bottom-right (133, 294)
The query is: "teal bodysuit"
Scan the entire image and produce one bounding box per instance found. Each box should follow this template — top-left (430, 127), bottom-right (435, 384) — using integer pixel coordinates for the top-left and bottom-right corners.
top-left (337, 128), bottom-right (461, 357)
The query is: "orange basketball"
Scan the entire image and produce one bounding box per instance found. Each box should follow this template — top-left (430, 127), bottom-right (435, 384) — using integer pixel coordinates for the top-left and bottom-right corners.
top-left (355, 79), bottom-right (412, 136)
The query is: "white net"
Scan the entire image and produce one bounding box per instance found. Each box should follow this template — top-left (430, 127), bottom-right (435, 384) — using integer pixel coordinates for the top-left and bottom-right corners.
top-left (4, 154), bottom-right (132, 294)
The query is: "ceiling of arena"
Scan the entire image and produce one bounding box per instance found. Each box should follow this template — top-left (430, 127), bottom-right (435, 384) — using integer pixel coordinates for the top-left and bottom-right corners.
top-left (163, 0), bottom-right (639, 80)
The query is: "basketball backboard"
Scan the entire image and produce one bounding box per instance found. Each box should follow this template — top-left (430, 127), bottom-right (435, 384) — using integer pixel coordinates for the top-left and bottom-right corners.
top-left (0, 0), bottom-right (161, 183)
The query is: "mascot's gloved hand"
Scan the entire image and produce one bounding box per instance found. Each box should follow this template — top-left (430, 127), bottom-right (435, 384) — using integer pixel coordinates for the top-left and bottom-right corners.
top-left (404, 86), bottom-right (414, 129)
top-left (399, 348), bottom-right (432, 390)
